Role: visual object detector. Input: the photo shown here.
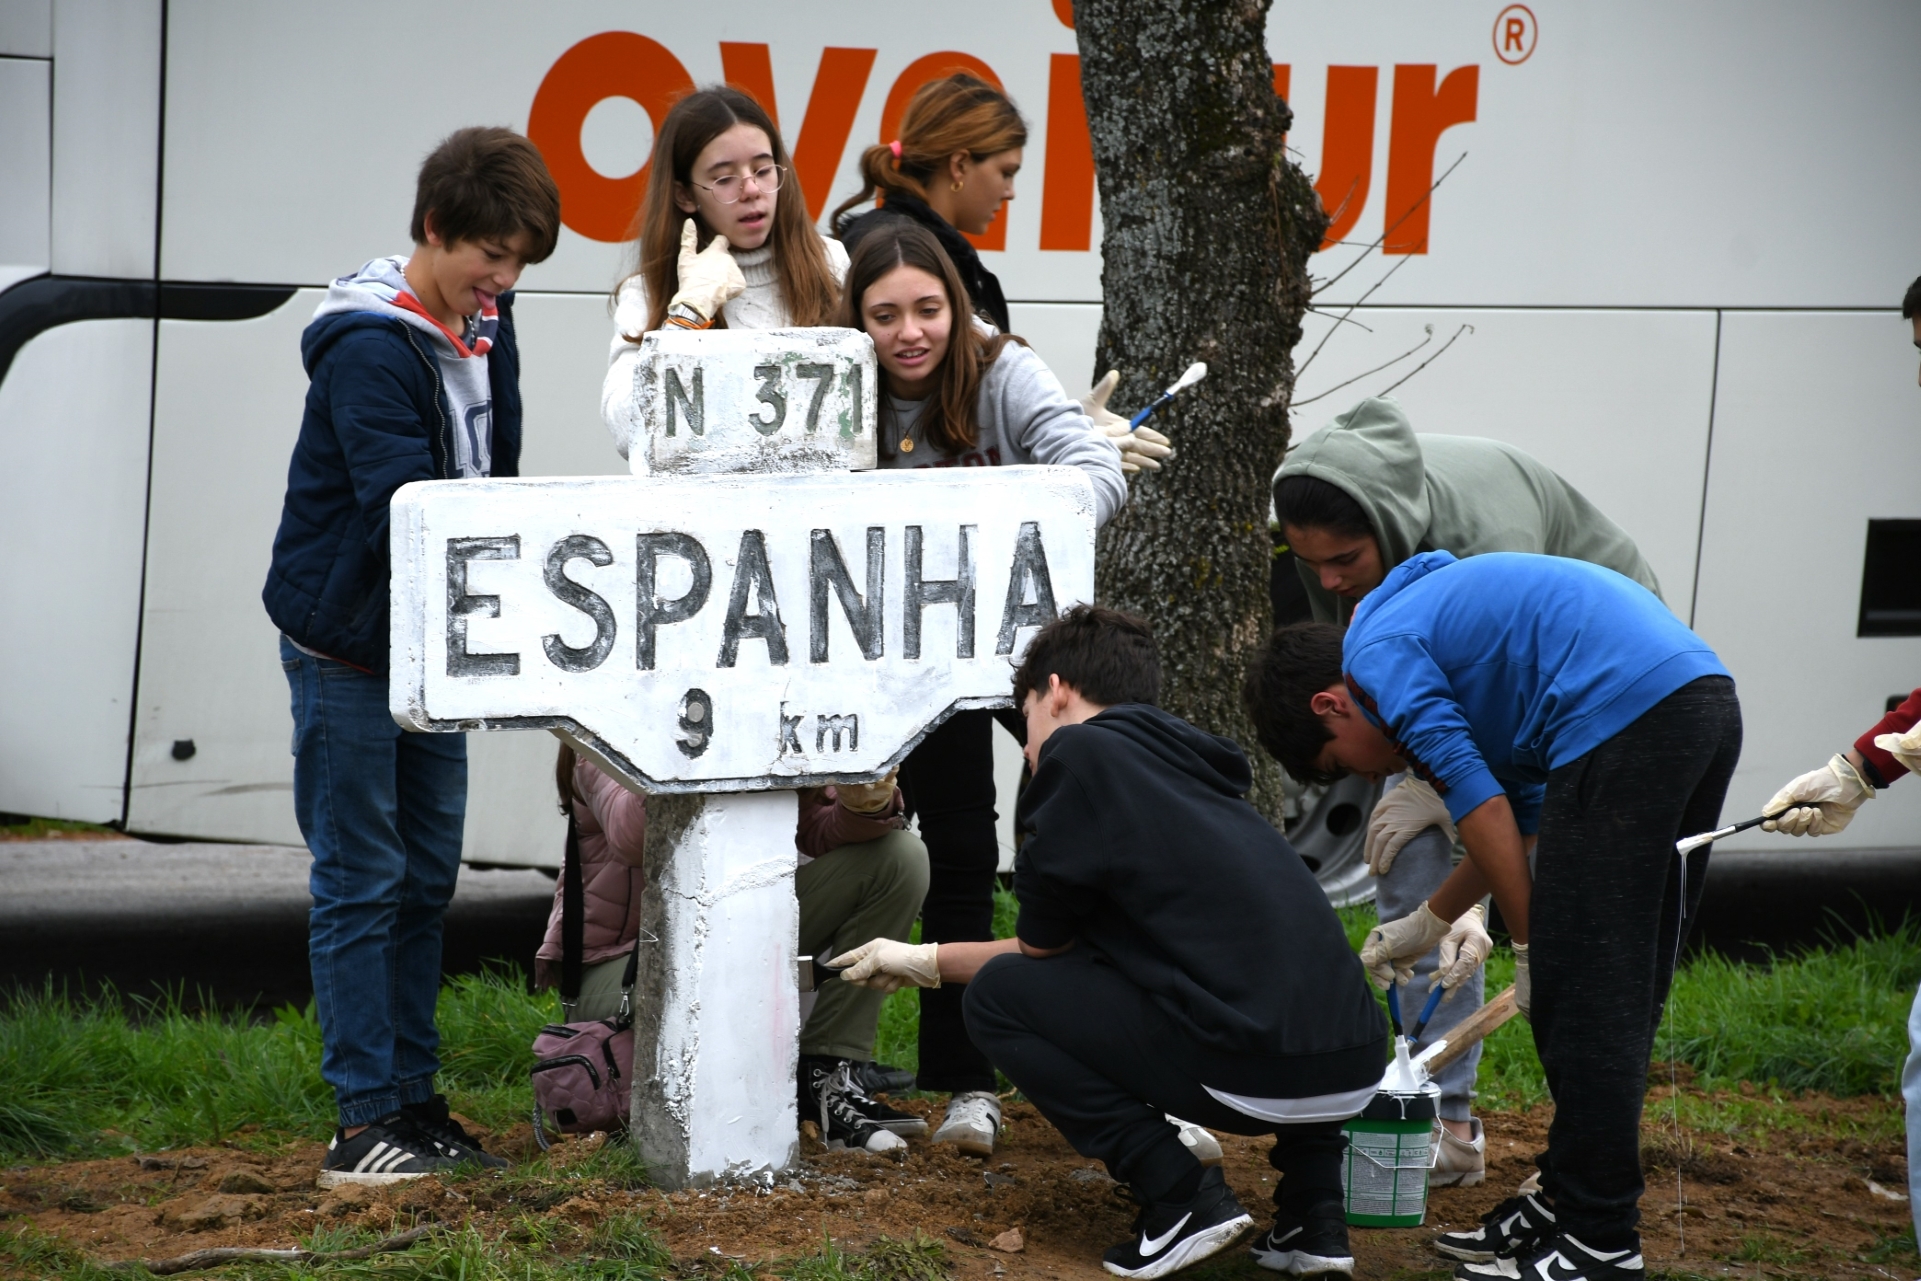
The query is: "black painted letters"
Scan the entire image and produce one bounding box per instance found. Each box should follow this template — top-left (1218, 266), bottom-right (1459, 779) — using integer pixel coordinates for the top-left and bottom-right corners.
top-left (903, 525), bottom-right (976, 660)
top-left (635, 532), bottom-right (713, 670)
top-left (809, 527), bottom-right (884, 663)
top-left (718, 530), bottom-right (790, 667)
top-left (995, 522), bottom-right (1059, 655)
top-left (542, 535), bottom-right (618, 672)
top-left (446, 536), bottom-right (521, 677)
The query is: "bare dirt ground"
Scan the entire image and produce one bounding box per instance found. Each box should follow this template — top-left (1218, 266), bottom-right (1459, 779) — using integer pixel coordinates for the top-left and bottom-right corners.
top-left (2, 1085), bottom-right (1911, 1280)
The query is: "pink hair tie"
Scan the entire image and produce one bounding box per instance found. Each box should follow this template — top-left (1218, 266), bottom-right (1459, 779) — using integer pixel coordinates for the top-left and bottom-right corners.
top-left (888, 139), bottom-right (903, 159)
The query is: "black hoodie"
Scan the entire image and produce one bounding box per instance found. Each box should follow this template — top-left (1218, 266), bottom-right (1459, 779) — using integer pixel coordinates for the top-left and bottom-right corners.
top-left (1013, 704), bottom-right (1388, 1097)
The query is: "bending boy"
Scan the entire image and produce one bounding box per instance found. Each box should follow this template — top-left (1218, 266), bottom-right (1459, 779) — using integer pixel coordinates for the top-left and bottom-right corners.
top-left (835, 606), bottom-right (1386, 1279)
top-left (1273, 396), bottom-right (1663, 1183)
top-left (1246, 552), bottom-right (1739, 1281)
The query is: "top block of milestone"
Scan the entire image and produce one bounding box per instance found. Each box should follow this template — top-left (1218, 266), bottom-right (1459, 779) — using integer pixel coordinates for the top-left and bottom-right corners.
top-left (635, 327), bottom-right (878, 475)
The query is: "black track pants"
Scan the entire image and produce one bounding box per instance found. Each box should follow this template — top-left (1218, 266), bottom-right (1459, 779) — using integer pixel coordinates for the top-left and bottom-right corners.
top-left (965, 949), bottom-right (1349, 1214)
top-left (899, 709), bottom-right (1001, 1092)
top-left (1530, 675), bottom-right (1742, 1249)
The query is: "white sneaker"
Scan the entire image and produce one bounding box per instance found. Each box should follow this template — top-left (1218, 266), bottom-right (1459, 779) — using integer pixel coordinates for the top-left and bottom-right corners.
top-left (1431, 1117), bottom-right (1485, 1188)
top-left (1167, 1115), bottom-right (1224, 1167)
top-left (931, 1090), bottom-right (1001, 1156)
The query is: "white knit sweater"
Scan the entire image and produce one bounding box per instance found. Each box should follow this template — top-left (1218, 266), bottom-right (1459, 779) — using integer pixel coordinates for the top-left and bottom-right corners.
top-left (600, 234), bottom-right (850, 459)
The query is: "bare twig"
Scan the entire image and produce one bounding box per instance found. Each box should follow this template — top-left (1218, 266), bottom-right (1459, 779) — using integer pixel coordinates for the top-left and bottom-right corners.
top-left (1373, 323), bottom-right (1474, 397)
top-left (1292, 324), bottom-right (1436, 407)
top-left (1293, 252), bottom-right (1415, 380)
top-left (111, 1224), bottom-right (439, 1275)
top-left (1301, 306), bottom-right (1374, 334)
top-left (1311, 151), bottom-right (1467, 298)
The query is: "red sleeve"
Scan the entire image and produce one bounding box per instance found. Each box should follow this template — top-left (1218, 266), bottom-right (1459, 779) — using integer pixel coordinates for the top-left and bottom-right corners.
top-left (795, 786), bottom-right (904, 860)
top-left (575, 758), bottom-right (648, 866)
top-left (1855, 688), bottom-right (1921, 787)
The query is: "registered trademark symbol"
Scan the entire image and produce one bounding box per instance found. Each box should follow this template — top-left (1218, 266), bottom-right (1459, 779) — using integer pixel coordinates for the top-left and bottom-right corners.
top-left (1493, 4), bottom-right (1537, 64)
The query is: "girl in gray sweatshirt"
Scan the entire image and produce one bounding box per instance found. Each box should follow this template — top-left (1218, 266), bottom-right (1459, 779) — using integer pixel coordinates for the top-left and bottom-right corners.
top-left (841, 221), bottom-right (1126, 527)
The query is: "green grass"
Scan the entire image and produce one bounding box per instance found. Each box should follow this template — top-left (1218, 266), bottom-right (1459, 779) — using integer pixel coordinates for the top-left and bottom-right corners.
top-left (0, 815), bottom-right (116, 840)
top-left (1, 892), bottom-right (1914, 1165)
top-left (0, 968), bottom-right (555, 1161)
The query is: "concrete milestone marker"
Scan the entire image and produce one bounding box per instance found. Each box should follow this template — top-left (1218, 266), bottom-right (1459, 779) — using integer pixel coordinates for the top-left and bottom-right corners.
top-left (389, 328), bottom-right (1096, 1187)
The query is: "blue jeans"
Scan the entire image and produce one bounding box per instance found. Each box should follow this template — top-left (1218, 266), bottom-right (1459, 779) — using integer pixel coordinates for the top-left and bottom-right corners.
top-left (1375, 825), bottom-right (1484, 1122)
top-left (281, 636), bottom-right (466, 1127)
top-left (1904, 978), bottom-right (1921, 1242)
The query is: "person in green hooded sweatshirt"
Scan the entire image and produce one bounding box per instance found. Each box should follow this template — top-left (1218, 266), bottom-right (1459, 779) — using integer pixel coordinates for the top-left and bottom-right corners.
top-left (1269, 395), bottom-right (1661, 1190)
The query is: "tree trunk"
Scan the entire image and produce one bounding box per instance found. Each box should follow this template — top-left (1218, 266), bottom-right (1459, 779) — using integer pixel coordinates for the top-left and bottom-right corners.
top-left (1077, 0), bottom-right (1325, 823)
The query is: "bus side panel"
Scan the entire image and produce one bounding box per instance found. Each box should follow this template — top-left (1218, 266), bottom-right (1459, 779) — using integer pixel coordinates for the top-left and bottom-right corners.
top-left (125, 296), bottom-right (312, 843)
top-left (0, 320), bottom-right (154, 821)
top-left (1694, 310), bottom-right (1921, 851)
top-left (50, 0), bottom-right (159, 278)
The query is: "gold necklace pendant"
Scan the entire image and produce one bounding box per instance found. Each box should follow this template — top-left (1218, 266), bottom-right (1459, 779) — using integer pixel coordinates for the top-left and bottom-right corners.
top-left (899, 437), bottom-right (915, 453)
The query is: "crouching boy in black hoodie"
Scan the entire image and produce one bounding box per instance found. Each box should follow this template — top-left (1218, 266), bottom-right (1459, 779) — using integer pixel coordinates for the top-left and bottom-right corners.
top-left (832, 606), bottom-right (1388, 1279)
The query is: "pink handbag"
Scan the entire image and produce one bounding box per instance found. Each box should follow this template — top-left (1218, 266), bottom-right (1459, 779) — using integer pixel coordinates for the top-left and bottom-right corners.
top-left (530, 814), bottom-right (642, 1141)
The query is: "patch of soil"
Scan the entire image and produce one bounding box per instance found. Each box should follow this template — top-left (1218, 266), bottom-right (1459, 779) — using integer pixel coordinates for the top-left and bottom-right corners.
top-left (1, 1089), bottom-right (1910, 1280)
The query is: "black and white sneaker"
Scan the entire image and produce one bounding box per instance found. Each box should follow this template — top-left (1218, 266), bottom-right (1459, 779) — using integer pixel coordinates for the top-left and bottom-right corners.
top-left (317, 1115), bottom-right (457, 1187)
top-left (404, 1094), bottom-right (510, 1169)
top-left (1101, 1166), bottom-right (1254, 1279)
top-left (1434, 1190), bottom-right (1557, 1263)
top-left (1250, 1208), bottom-right (1354, 1276)
top-left (853, 1060), bottom-right (917, 1097)
top-left (1455, 1232), bottom-right (1642, 1280)
top-left (801, 1057), bottom-right (917, 1153)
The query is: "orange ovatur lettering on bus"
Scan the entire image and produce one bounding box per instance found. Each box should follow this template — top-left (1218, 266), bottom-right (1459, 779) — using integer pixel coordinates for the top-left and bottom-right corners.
top-left (1505, 17), bottom-right (1527, 53)
top-left (1383, 63), bottom-right (1477, 254)
top-left (528, 32), bottom-right (697, 243)
top-left (721, 44), bottom-right (876, 224)
top-left (1314, 66), bottom-right (1379, 250)
top-left (1039, 53), bottom-right (1093, 251)
top-left (880, 52), bottom-right (1009, 252)
top-left (719, 42), bottom-right (780, 127)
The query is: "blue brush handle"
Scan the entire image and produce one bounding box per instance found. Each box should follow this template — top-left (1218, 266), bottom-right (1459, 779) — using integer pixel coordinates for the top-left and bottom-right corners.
top-left (1385, 984), bottom-right (1403, 1037)
top-left (1408, 983), bottom-right (1446, 1042)
top-left (1128, 393), bottom-right (1173, 428)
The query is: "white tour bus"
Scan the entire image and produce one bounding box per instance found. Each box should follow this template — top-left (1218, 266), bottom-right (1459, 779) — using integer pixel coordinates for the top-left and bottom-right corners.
top-left (2, 1), bottom-right (1918, 897)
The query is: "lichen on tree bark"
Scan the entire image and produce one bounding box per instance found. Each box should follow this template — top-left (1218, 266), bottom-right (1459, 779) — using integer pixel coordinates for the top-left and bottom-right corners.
top-left (1076, 0), bottom-right (1328, 823)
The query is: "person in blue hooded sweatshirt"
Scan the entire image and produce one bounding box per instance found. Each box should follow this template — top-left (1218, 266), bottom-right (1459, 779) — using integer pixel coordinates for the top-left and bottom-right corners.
top-left (262, 127), bottom-right (558, 1189)
top-left (1244, 552), bottom-right (1740, 1281)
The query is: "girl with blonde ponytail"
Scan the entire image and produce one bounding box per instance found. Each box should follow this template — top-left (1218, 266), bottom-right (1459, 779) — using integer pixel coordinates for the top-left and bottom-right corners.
top-left (832, 74), bottom-right (1025, 333)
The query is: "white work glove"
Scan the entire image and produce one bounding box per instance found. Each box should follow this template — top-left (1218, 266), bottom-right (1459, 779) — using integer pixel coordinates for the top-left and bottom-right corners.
top-left (1358, 901), bottom-right (1452, 991)
top-left (829, 938), bottom-right (940, 993)
top-left (835, 768), bottom-right (899, 816)
top-left (1875, 724), bottom-right (1921, 776)
top-left (1434, 903), bottom-right (1492, 993)
top-left (668, 220), bottom-right (745, 323)
top-left (1079, 370), bottom-right (1173, 475)
top-left (1511, 941), bottom-right (1530, 1021)
top-left (1761, 753), bottom-right (1875, 837)
top-left (1364, 778), bottom-right (1455, 878)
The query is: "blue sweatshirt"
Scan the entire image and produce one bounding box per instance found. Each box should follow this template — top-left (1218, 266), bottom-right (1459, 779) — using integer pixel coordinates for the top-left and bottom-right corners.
top-left (1342, 551), bottom-right (1729, 833)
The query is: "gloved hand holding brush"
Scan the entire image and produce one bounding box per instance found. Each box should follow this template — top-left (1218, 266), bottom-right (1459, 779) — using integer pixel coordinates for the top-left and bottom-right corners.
top-left (1761, 752), bottom-right (1875, 836)
top-left (1359, 900), bottom-right (1459, 990)
top-left (1435, 902), bottom-right (1492, 993)
top-left (1077, 370), bottom-right (1174, 474)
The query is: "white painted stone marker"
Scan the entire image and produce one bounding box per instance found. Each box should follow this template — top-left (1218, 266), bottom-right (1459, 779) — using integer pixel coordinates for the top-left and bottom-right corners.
top-left (389, 328), bottom-right (1096, 1188)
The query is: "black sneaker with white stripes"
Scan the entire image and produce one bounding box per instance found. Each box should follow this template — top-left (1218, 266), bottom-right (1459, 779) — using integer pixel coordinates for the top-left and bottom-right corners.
top-left (404, 1094), bottom-right (510, 1169)
top-left (317, 1115), bottom-right (459, 1187)
top-left (1101, 1166), bottom-right (1253, 1279)
top-left (1250, 1207), bottom-right (1354, 1276)
top-left (1454, 1232), bottom-right (1643, 1280)
top-left (1433, 1190), bottom-right (1557, 1263)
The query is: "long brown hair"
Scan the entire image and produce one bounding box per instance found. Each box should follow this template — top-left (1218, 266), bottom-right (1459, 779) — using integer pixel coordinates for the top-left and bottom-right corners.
top-left (829, 75), bottom-right (1027, 233)
top-left (840, 221), bottom-right (1020, 458)
top-left (618, 87), bottom-right (839, 337)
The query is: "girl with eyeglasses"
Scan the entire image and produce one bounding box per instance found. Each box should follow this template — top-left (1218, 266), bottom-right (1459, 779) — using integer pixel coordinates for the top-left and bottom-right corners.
top-left (601, 87), bottom-right (846, 460)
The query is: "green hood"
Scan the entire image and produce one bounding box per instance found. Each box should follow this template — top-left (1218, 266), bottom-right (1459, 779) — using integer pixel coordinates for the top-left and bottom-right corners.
top-left (1278, 398), bottom-right (1433, 571)
top-left (1275, 397), bottom-right (1661, 623)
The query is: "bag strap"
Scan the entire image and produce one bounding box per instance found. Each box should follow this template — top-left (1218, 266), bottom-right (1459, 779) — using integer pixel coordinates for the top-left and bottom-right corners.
top-left (560, 811), bottom-right (583, 1014)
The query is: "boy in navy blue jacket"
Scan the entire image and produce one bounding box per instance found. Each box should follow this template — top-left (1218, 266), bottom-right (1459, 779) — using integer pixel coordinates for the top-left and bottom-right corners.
top-left (263, 127), bottom-right (558, 1187)
top-left (1247, 552), bottom-right (1741, 1281)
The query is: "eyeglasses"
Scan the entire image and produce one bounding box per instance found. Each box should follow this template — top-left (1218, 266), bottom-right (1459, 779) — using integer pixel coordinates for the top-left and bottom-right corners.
top-left (690, 163), bottom-right (785, 205)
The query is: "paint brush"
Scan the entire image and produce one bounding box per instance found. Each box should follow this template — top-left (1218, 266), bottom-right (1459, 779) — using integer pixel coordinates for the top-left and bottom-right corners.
top-left (1407, 983), bottom-right (1446, 1044)
top-left (1127, 362), bottom-right (1208, 428)
top-left (1674, 807), bottom-right (1799, 855)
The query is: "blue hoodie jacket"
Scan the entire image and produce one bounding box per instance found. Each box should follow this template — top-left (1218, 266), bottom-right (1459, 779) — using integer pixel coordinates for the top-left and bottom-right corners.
top-left (262, 263), bottom-right (521, 674)
top-left (1342, 551), bottom-right (1729, 833)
